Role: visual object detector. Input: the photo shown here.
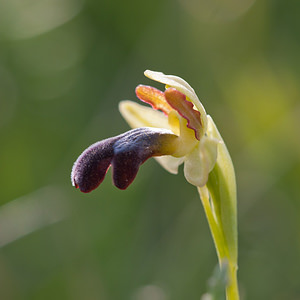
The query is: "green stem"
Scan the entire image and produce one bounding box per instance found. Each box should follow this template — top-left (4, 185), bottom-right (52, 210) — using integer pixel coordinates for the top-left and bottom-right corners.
top-left (227, 263), bottom-right (239, 300)
top-left (198, 186), bottom-right (227, 261)
top-left (198, 187), bottom-right (239, 300)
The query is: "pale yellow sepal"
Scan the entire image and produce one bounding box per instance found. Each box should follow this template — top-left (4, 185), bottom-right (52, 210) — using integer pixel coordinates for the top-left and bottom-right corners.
top-left (154, 156), bottom-right (184, 174)
top-left (119, 100), bottom-right (170, 130)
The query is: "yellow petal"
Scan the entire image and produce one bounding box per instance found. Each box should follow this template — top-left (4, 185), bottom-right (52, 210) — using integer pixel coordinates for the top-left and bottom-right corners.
top-left (135, 85), bottom-right (173, 114)
top-left (119, 100), bottom-right (170, 130)
top-left (144, 70), bottom-right (207, 134)
top-left (183, 136), bottom-right (219, 187)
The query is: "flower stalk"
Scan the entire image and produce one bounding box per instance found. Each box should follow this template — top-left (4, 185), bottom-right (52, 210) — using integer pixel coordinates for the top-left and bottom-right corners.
top-left (71, 70), bottom-right (240, 300)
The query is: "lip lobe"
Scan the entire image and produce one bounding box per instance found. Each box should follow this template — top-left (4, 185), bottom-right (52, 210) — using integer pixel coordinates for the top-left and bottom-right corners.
top-left (71, 127), bottom-right (178, 192)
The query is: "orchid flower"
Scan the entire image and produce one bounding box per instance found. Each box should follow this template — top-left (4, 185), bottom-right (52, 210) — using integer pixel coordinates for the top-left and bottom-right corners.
top-left (71, 70), bottom-right (239, 300)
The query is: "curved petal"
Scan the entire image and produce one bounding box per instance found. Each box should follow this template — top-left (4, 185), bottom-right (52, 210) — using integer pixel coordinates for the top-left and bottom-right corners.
top-left (154, 156), bottom-right (184, 174)
top-left (144, 70), bottom-right (207, 134)
top-left (183, 136), bottom-right (219, 187)
top-left (119, 100), bottom-right (170, 130)
top-left (164, 88), bottom-right (201, 140)
top-left (135, 85), bottom-right (172, 114)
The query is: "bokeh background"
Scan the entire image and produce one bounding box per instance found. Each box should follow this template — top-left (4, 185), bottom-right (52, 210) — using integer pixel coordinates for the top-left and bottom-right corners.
top-left (0, 0), bottom-right (299, 299)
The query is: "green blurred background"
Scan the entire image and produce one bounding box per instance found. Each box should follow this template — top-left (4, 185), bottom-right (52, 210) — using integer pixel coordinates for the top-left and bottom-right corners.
top-left (0, 0), bottom-right (299, 299)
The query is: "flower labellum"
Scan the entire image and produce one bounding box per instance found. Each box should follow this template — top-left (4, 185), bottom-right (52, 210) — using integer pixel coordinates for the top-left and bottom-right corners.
top-left (71, 127), bottom-right (178, 192)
